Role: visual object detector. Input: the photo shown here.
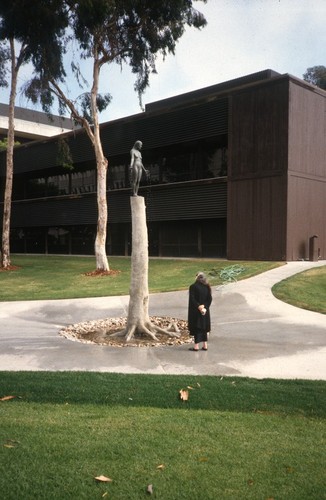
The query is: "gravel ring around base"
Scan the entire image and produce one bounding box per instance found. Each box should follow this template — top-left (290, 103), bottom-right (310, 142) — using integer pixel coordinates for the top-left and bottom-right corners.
top-left (60, 316), bottom-right (193, 347)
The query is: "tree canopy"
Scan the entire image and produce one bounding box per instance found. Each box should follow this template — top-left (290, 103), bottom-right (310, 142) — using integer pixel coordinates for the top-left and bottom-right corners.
top-left (303, 65), bottom-right (326, 91)
top-left (0, 0), bottom-right (207, 272)
top-left (24, 0), bottom-right (207, 119)
top-left (0, 0), bottom-right (68, 76)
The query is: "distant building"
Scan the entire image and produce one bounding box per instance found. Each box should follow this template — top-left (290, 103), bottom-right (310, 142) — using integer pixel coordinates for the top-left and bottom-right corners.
top-left (0, 103), bottom-right (77, 142)
top-left (0, 69), bottom-right (325, 261)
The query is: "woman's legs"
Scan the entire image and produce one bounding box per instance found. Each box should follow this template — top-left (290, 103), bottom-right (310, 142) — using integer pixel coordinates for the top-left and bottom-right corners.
top-left (197, 330), bottom-right (208, 350)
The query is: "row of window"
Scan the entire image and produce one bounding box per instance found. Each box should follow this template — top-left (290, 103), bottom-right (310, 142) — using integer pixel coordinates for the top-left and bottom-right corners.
top-left (10, 219), bottom-right (227, 258)
top-left (7, 138), bottom-right (227, 201)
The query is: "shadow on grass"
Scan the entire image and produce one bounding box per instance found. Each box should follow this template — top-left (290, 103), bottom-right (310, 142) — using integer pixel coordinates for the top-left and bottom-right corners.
top-left (1, 372), bottom-right (325, 418)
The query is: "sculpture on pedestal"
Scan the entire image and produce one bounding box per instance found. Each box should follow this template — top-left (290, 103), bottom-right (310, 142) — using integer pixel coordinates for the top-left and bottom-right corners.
top-left (129, 140), bottom-right (149, 196)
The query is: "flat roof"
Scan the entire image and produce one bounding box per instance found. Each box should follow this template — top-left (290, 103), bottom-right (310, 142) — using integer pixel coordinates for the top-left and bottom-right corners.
top-left (0, 103), bottom-right (78, 140)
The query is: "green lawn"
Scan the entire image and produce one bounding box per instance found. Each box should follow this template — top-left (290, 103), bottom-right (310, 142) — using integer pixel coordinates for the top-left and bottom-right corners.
top-left (0, 255), bottom-right (282, 301)
top-left (1, 372), bottom-right (325, 500)
top-left (1, 258), bottom-right (325, 498)
top-left (272, 265), bottom-right (326, 314)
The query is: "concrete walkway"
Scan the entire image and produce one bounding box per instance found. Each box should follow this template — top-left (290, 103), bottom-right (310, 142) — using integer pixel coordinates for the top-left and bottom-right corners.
top-left (0, 261), bottom-right (325, 380)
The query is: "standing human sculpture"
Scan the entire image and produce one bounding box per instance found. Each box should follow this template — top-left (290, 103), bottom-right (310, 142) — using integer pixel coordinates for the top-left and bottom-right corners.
top-left (129, 140), bottom-right (149, 196)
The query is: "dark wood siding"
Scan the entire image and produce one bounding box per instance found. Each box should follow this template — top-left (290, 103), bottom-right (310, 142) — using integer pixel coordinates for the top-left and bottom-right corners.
top-left (10, 194), bottom-right (98, 227)
top-left (101, 97), bottom-right (228, 153)
top-left (227, 175), bottom-right (287, 260)
top-left (227, 79), bottom-right (290, 260)
top-left (144, 180), bottom-right (227, 222)
top-left (288, 81), bottom-right (325, 178)
top-left (9, 179), bottom-right (227, 227)
top-left (229, 79), bottom-right (289, 178)
top-left (286, 81), bottom-right (326, 260)
top-left (287, 175), bottom-right (325, 260)
top-left (1, 98), bottom-right (228, 176)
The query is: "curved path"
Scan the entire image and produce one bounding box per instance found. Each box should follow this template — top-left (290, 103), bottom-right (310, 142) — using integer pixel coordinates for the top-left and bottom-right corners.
top-left (0, 261), bottom-right (325, 380)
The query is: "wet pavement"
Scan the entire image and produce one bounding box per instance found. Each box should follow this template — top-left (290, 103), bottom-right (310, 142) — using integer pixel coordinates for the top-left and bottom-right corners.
top-left (0, 260), bottom-right (325, 380)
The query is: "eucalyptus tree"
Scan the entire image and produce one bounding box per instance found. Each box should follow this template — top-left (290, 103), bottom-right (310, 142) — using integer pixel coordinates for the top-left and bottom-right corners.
top-left (303, 65), bottom-right (326, 90)
top-left (25, 0), bottom-right (207, 271)
top-left (0, 0), bottom-right (68, 269)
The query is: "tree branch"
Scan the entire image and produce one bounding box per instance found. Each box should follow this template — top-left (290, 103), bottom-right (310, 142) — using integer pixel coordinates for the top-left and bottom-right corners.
top-left (49, 78), bottom-right (95, 145)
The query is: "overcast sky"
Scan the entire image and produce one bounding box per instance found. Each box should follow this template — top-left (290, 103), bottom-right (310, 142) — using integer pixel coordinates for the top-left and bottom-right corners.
top-left (6, 0), bottom-right (326, 123)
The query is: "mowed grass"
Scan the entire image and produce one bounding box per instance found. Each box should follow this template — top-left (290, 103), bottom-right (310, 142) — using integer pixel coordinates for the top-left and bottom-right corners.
top-left (0, 372), bottom-right (325, 500)
top-left (1, 258), bottom-right (325, 498)
top-left (273, 265), bottom-right (326, 314)
top-left (0, 255), bottom-right (281, 301)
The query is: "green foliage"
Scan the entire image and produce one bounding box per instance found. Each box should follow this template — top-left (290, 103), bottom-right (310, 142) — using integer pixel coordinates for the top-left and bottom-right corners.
top-left (0, 137), bottom-right (20, 151)
top-left (23, 0), bottom-right (207, 116)
top-left (0, 0), bottom-right (68, 79)
top-left (56, 138), bottom-right (74, 170)
top-left (303, 65), bottom-right (326, 90)
top-left (0, 40), bottom-right (9, 87)
top-left (0, 372), bottom-right (325, 499)
top-left (78, 91), bottom-right (112, 123)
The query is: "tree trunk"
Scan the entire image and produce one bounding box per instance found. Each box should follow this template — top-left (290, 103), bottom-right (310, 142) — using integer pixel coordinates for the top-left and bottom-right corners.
top-left (109, 196), bottom-right (180, 342)
top-left (1, 39), bottom-right (17, 269)
top-left (94, 153), bottom-right (109, 271)
top-left (92, 53), bottom-right (110, 272)
top-left (49, 67), bottom-right (110, 272)
top-left (124, 196), bottom-right (151, 340)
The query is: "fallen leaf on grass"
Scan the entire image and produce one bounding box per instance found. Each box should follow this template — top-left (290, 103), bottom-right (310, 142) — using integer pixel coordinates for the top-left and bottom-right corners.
top-left (3, 439), bottom-right (20, 448)
top-left (198, 457), bottom-right (208, 462)
top-left (147, 484), bottom-right (153, 494)
top-left (0, 395), bottom-right (16, 401)
top-left (95, 475), bottom-right (112, 483)
top-left (187, 386), bottom-right (195, 390)
top-left (179, 389), bottom-right (189, 401)
top-left (102, 493), bottom-right (108, 498)
top-left (157, 464), bottom-right (165, 470)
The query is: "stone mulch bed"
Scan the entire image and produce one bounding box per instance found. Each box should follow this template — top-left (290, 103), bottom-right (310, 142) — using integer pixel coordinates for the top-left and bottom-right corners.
top-left (60, 316), bottom-right (192, 347)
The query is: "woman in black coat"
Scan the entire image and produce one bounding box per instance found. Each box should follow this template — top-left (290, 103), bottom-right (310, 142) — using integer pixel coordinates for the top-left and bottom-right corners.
top-left (188, 272), bottom-right (212, 351)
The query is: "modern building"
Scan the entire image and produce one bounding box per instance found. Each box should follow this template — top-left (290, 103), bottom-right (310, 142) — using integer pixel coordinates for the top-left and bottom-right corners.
top-left (0, 69), bottom-right (325, 261)
top-left (0, 103), bottom-right (77, 142)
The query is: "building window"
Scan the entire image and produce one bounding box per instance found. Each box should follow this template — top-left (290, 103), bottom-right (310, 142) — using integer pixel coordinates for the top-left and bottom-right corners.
top-left (71, 170), bottom-right (96, 194)
top-left (12, 136), bottom-right (227, 202)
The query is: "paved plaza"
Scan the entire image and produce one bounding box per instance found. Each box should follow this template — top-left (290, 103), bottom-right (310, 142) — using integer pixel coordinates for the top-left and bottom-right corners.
top-left (0, 260), bottom-right (325, 379)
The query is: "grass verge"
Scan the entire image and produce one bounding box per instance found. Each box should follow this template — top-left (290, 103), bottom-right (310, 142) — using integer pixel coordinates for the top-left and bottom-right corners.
top-left (272, 265), bottom-right (326, 314)
top-left (0, 255), bottom-right (282, 301)
top-left (0, 372), bottom-right (325, 499)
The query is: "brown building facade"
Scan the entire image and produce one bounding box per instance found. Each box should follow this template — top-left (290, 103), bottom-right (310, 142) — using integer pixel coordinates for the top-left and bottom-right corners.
top-left (0, 70), bottom-right (325, 261)
top-left (227, 74), bottom-right (325, 261)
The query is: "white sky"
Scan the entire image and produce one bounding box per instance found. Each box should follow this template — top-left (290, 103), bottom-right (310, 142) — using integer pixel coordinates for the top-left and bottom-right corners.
top-left (3, 0), bottom-right (326, 123)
